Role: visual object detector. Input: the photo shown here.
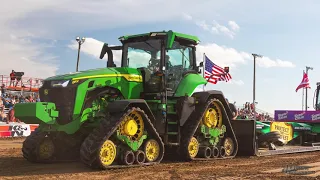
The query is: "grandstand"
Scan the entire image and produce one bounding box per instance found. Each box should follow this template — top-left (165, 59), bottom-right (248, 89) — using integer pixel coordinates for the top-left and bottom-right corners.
top-left (237, 102), bottom-right (274, 121)
top-left (0, 74), bottom-right (42, 124)
top-left (1, 74), bottom-right (43, 92)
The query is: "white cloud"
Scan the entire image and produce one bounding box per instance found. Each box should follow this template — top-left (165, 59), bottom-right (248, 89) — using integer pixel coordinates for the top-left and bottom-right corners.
top-left (196, 43), bottom-right (249, 67)
top-left (228, 21), bottom-right (240, 31)
top-left (211, 20), bottom-right (237, 39)
top-left (196, 43), bottom-right (295, 69)
top-left (0, 34), bottom-right (58, 78)
top-left (257, 57), bottom-right (295, 68)
top-left (68, 38), bottom-right (122, 66)
top-left (196, 20), bottom-right (210, 31)
top-left (184, 14), bottom-right (240, 39)
top-left (0, 1), bottom-right (61, 79)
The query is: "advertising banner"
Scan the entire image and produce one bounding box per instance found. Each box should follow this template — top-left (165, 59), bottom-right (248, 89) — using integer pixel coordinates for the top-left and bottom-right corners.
top-left (0, 124), bottom-right (39, 137)
top-left (270, 122), bottom-right (294, 143)
top-left (274, 110), bottom-right (320, 122)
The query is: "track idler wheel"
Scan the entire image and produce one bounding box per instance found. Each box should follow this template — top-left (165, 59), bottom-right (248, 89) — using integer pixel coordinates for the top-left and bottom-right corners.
top-left (223, 137), bottom-right (235, 157)
top-left (219, 146), bottom-right (226, 158)
top-left (144, 139), bottom-right (160, 162)
top-left (99, 140), bottom-right (117, 167)
top-left (188, 137), bottom-right (199, 158)
top-left (121, 150), bottom-right (135, 165)
top-left (37, 137), bottom-right (55, 161)
top-left (199, 146), bottom-right (211, 159)
top-left (211, 146), bottom-right (219, 158)
top-left (135, 150), bottom-right (146, 165)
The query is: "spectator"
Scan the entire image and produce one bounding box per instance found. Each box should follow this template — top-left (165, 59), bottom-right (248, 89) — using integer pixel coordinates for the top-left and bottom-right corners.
top-left (226, 98), bottom-right (238, 120)
top-left (0, 109), bottom-right (7, 123)
top-left (9, 70), bottom-right (15, 87)
top-left (8, 107), bottom-right (21, 123)
top-left (235, 102), bottom-right (274, 121)
top-left (1, 84), bottom-right (5, 97)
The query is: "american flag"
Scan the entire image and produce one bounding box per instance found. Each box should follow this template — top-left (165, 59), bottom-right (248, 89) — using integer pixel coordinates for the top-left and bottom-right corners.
top-left (204, 55), bottom-right (232, 84)
top-left (295, 71), bottom-right (310, 92)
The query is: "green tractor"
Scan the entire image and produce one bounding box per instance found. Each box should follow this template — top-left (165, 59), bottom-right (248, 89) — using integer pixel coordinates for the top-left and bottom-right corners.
top-left (14, 30), bottom-right (238, 169)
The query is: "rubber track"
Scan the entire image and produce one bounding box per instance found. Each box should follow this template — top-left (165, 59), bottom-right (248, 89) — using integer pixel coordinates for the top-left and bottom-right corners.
top-left (22, 129), bottom-right (41, 163)
top-left (80, 107), bottom-right (165, 169)
top-left (21, 129), bottom-right (80, 163)
top-left (179, 98), bottom-right (238, 161)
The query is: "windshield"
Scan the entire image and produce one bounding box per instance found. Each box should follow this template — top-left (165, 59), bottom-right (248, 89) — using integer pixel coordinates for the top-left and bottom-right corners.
top-left (166, 41), bottom-right (194, 69)
top-left (123, 39), bottom-right (161, 70)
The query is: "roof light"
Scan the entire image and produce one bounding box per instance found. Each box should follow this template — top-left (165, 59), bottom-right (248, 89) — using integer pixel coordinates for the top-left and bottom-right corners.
top-left (150, 33), bottom-right (157, 36)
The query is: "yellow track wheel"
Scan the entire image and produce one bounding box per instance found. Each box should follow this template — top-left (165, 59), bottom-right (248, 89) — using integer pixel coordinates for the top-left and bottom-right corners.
top-left (38, 138), bottom-right (55, 160)
top-left (144, 139), bottom-right (160, 162)
top-left (202, 101), bottom-right (223, 128)
top-left (99, 140), bottom-right (117, 166)
top-left (119, 110), bottom-right (144, 141)
top-left (188, 137), bottom-right (199, 158)
top-left (223, 137), bottom-right (234, 156)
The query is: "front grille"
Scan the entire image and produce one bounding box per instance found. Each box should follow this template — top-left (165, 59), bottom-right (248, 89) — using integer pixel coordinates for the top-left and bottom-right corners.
top-left (39, 82), bottom-right (77, 125)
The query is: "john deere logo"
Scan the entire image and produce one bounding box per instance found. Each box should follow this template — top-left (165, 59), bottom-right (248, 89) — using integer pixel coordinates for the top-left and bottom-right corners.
top-left (44, 89), bottom-right (49, 95)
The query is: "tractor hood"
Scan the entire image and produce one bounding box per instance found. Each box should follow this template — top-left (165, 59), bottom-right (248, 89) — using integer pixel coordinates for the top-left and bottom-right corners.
top-left (45, 67), bottom-right (142, 81)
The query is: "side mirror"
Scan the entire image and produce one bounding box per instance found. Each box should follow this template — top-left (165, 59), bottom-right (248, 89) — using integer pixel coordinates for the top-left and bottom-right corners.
top-left (199, 62), bottom-right (204, 67)
top-left (196, 66), bottom-right (202, 74)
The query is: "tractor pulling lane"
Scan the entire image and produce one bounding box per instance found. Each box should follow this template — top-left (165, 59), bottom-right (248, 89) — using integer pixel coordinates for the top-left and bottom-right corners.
top-left (1, 138), bottom-right (320, 179)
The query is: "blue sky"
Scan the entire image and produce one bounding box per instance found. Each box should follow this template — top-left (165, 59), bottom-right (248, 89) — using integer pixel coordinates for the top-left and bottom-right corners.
top-left (2, 0), bottom-right (320, 114)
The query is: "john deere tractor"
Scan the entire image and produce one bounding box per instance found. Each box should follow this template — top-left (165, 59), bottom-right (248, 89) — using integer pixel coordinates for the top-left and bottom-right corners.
top-left (14, 30), bottom-right (238, 169)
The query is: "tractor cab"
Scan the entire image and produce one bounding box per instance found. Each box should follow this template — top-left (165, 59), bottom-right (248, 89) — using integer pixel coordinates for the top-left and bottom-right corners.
top-left (315, 82), bottom-right (320, 110)
top-left (100, 31), bottom-right (202, 97)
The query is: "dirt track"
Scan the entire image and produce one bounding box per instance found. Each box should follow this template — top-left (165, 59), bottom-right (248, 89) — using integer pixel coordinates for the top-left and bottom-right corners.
top-left (1, 138), bottom-right (320, 180)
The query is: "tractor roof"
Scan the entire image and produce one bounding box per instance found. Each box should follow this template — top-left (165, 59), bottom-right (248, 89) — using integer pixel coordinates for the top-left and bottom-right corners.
top-left (118, 30), bottom-right (200, 48)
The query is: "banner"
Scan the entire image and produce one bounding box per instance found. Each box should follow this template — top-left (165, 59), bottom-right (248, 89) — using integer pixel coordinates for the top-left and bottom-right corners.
top-left (270, 122), bottom-right (294, 143)
top-left (0, 124), bottom-right (38, 137)
top-left (274, 110), bottom-right (320, 122)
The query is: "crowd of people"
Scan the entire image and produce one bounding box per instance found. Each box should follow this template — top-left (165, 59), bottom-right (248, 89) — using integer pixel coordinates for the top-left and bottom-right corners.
top-left (0, 84), bottom-right (39, 124)
top-left (236, 102), bottom-right (274, 121)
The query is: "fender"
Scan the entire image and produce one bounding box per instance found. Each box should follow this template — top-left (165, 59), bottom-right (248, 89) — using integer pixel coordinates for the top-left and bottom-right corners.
top-left (192, 90), bottom-right (234, 120)
top-left (107, 99), bottom-right (157, 124)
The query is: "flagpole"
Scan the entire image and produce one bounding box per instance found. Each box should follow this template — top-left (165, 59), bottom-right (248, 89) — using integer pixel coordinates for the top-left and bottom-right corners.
top-left (203, 53), bottom-right (206, 91)
top-left (305, 66), bottom-right (314, 111)
top-left (302, 70), bottom-right (304, 111)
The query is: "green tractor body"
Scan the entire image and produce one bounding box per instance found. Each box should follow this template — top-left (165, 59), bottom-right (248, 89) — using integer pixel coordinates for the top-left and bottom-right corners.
top-left (14, 30), bottom-right (239, 169)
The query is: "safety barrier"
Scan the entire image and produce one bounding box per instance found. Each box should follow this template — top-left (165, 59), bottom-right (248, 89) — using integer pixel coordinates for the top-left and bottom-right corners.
top-left (0, 123), bottom-right (38, 137)
top-left (0, 75), bottom-right (43, 92)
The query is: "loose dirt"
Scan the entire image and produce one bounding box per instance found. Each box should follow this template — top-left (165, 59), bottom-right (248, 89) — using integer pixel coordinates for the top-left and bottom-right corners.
top-left (1, 138), bottom-right (320, 180)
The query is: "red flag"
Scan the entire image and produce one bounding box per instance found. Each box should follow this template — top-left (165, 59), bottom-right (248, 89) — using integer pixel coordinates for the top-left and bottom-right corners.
top-left (295, 71), bottom-right (310, 92)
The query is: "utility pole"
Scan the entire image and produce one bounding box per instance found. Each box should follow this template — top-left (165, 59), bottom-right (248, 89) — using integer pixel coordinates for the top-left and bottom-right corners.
top-left (76, 36), bottom-right (86, 72)
top-left (252, 53), bottom-right (263, 120)
top-left (305, 66), bottom-right (313, 111)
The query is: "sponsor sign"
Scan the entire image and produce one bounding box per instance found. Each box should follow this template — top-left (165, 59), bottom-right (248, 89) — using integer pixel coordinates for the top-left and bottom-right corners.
top-left (9, 124), bottom-right (31, 137)
top-left (274, 110), bottom-right (320, 122)
top-left (0, 124), bottom-right (38, 137)
top-left (270, 122), bottom-right (293, 142)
